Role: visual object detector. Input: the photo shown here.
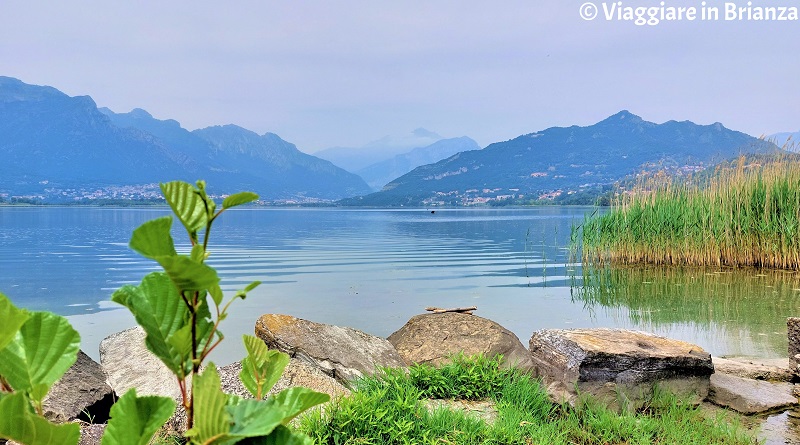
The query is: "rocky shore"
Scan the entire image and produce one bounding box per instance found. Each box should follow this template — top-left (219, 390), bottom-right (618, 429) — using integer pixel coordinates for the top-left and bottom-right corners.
top-left (31, 313), bottom-right (800, 444)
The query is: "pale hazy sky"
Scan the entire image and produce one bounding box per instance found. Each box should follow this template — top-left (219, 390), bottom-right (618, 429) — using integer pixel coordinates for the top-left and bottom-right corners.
top-left (1, 1), bottom-right (797, 152)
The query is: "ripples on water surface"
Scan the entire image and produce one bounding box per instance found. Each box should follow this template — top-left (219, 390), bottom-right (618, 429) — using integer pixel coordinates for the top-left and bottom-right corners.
top-left (1, 206), bottom-right (799, 364)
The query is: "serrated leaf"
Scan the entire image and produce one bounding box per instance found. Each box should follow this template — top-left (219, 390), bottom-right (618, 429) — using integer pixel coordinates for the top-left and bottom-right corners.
top-left (101, 389), bottom-right (175, 445)
top-left (190, 244), bottom-right (206, 263)
top-left (0, 292), bottom-right (29, 352)
top-left (160, 181), bottom-right (207, 239)
top-left (167, 325), bottom-right (193, 360)
top-left (226, 397), bottom-right (285, 438)
top-left (185, 364), bottom-right (231, 444)
top-left (239, 335), bottom-right (289, 399)
top-left (156, 255), bottom-right (219, 292)
top-left (0, 312), bottom-right (80, 403)
top-left (222, 192), bottom-right (259, 209)
top-left (209, 283), bottom-right (224, 306)
top-left (255, 425), bottom-right (314, 445)
top-left (129, 216), bottom-right (177, 260)
top-left (0, 392), bottom-right (80, 445)
top-left (111, 273), bottom-right (191, 376)
top-left (272, 387), bottom-right (330, 425)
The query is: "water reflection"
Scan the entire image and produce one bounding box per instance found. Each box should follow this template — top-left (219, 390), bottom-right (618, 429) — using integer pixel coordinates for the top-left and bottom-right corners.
top-left (572, 265), bottom-right (800, 358)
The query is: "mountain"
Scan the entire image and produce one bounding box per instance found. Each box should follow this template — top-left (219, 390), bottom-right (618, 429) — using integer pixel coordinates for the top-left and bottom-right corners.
top-left (191, 125), bottom-right (371, 198)
top-left (345, 111), bottom-right (779, 206)
top-left (769, 131), bottom-right (799, 152)
top-left (314, 128), bottom-right (443, 172)
top-left (0, 77), bottom-right (192, 196)
top-left (356, 137), bottom-right (481, 190)
top-left (0, 77), bottom-right (370, 202)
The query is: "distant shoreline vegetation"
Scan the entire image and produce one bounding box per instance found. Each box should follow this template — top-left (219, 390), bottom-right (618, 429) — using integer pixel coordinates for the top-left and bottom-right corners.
top-left (578, 153), bottom-right (800, 270)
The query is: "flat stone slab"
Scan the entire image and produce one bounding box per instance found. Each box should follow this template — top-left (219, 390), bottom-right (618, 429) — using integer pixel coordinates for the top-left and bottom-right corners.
top-left (708, 373), bottom-right (798, 414)
top-left (529, 328), bottom-right (713, 409)
top-left (255, 314), bottom-right (406, 382)
top-left (712, 356), bottom-right (793, 382)
top-left (388, 312), bottom-right (535, 370)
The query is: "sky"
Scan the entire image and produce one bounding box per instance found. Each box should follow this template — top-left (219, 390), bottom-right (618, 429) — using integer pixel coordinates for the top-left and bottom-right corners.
top-left (1, 1), bottom-right (798, 153)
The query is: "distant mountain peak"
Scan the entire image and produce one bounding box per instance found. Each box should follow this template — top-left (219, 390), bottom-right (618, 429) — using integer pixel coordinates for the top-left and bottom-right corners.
top-left (412, 128), bottom-right (441, 139)
top-left (604, 110), bottom-right (644, 123)
top-left (128, 108), bottom-right (153, 119)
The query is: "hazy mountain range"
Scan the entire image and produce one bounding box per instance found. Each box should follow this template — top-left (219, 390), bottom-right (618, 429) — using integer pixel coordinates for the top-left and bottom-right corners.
top-left (0, 76), bottom-right (372, 202)
top-left (344, 111), bottom-right (779, 206)
top-left (0, 76), bottom-right (788, 206)
top-left (314, 128), bottom-right (444, 172)
top-left (355, 137), bottom-right (481, 190)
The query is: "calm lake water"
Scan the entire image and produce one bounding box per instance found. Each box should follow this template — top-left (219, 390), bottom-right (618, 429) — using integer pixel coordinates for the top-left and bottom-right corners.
top-left (1, 206), bottom-right (799, 365)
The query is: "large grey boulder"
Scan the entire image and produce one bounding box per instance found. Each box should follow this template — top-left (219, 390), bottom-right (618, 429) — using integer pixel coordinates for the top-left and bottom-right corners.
top-left (43, 350), bottom-right (115, 423)
top-left (528, 328), bottom-right (714, 410)
top-left (708, 373), bottom-right (798, 414)
top-left (99, 327), bottom-right (185, 432)
top-left (255, 314), bottom-right (406, 382)
top-left (387, 312), bottom-right (534, 370)
top-left (99, 327), bottom-right (183, 400)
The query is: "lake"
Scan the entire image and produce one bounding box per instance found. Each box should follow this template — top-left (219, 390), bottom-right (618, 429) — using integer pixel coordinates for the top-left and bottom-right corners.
top-left (1, 206), bottom-right (799, 365)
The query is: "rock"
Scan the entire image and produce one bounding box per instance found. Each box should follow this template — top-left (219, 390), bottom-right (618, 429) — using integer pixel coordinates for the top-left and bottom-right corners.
top-left (387, 312), bottom-right (534, 370)
top-left (99, 327), bottom-right (185, 432)
top-left (712, 356), bottom-right (793, 382)
top-left (528, 328), bottom-right (714, 410)
top-left (789, 318), bottom-right (800, 375)
top-left (218, 357), bottom-right (351, 400)
top-left (255, 314), bottom-right (406, 382)
top-left (43, 350), bottom-right (115, 423)
top-left (708, 373), bottom-right (798, 414)
top-left (78, 422), bottom-right (106, 445)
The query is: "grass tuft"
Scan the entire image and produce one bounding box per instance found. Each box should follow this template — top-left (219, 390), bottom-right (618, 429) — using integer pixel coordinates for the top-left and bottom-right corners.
top-left (300, 355), bottom-right (757, 444)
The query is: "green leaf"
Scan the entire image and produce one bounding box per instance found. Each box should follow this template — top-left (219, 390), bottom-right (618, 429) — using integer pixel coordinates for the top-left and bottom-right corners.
top-left (101, 389), bottom-right (175, 445)
top-left (222, 192), bottom-right (259, 209)
top-left (160, 181), bottom-right (207, 239)
top-left (0, 312), bottom-right (80, 403)
top-left (244, 281), bottom-right (261, 293)
top-left (195, 180), bottom-right (217, 218)
top-left (0, 392), bottom-right (80, 445)
top-left (156, 255), bottom-right (219, 292)
top-left (256, 426), bottom-right (314, 445)
top-left (190, 244), bottom-right (207, 263)
top-left (272, 387), bottom-right (330, 425)
top-left (209, 283), bottom-right (224, 307)
top-left (111, 273), bottom-right (191, 377)
top-left (185, 364), bottom-right (231, 444)
top-left (0, 292), bottom-right (29, 352)
top-left (239, 335), bottom-right (289, 399)
top-left (226, 398), bottom-right (285, 438)
top-left (235, 281), bottom-right (262, 301)
top-left (129, 216), bottom-right (177, 260)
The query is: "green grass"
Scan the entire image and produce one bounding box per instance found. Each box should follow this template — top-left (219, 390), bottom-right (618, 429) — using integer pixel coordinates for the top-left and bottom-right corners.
top-left (578, 155), bottom-right (800, 270)
top-left (299, 355), bottom-right (756, 445)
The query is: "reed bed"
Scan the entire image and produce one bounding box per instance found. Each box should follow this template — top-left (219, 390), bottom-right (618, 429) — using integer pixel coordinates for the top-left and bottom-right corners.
top-left (580, 155), bottom-right (800, 269)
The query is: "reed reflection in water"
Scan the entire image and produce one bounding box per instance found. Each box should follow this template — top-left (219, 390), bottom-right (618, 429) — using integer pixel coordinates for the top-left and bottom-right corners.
top-left (571, 265), bottom-right (800, 358)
